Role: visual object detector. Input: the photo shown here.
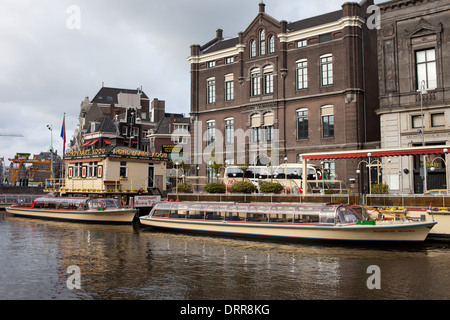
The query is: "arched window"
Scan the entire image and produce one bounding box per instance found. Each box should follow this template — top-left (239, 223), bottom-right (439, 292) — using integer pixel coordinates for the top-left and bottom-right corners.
top-left (268, 35), bottom-right (275, 54)
top-left (207, 77), bottom-right (215, 104)
top-left (251, 114), bottom-right (261, 142)
top-left (320, 54), bottom-right (333, 86)
top-left (250, 40), bottom-right (256, 58)
top-left (224, 73), bottom-right (234, 101)
top-left (259, 29), bottom-right (265, 56)
top-left (321, 105), bottom-right (334, 138)
top-left (263, 65), bottom-right (273, 94)
top-left (296, 108), bottom-right (308, 140)
top-left (224, 117), bottom-right (234, 145)
top-left (296, 59), bottom-right (308, 89)
top-left (251, 67), bottom-right (261, 96)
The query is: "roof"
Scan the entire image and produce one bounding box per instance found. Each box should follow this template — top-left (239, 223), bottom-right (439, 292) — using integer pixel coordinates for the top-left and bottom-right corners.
top-left (286, 10), bottom-right (342, 33)
top-left (202, 37), bottom-right (240, 54)
top-left (199, 9), bottom-right (343, 55)
top-left (91, 87), bottom-right (149, 104)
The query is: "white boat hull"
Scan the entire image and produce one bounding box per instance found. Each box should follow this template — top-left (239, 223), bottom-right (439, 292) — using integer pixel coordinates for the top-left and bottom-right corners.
top-left (139, 217), bottom-right (436, 242)
top-left (6, 206), bottom-right (137, 223)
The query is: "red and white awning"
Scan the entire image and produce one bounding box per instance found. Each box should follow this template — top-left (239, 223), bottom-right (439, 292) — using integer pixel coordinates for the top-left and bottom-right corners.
top-left (302, 145), bottom-right (449, 161)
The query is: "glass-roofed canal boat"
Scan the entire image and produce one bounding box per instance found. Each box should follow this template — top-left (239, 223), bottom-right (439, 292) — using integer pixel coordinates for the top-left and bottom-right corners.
top-left (6, 197), bottom-right (138, 224)
top-left (139, 202), bottom-right (437, 242)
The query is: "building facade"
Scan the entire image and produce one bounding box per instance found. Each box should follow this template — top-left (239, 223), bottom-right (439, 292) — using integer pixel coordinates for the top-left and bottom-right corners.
top-left (73, 86), bottom-right (153, 152)
top-left (63, 145), bottom-right (168, 196)
top-left (377, 0), bottom-right (450, 193)
top-left (189, 1), bottom-right (380, 188)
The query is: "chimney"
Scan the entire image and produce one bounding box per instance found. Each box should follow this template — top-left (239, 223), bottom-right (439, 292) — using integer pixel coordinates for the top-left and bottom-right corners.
top-left (216, 29), bottom-right (223, 40)
top-left (259, 2), bottom-right (265, 13)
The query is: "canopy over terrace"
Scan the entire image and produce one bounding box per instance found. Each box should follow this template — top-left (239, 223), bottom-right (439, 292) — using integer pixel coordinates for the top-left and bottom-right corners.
top-left (300, 145), bottom-right (450, 193)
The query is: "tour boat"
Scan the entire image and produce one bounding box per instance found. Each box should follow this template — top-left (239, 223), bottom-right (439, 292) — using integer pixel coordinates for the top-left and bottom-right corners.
top-left (139, 201), bottom-right (437, 242)
top-left (6, 197), bottom-right (138, 223)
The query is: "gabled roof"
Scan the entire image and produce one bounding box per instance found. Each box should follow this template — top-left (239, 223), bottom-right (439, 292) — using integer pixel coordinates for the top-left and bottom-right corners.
top-left (198, 7), bottom-right (344, 55)
top-left (91, 87), bottom-right (149, 104)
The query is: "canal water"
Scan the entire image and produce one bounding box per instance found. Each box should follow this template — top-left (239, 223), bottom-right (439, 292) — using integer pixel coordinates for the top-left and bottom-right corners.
top-left (1, 210), bottom-right (449, 302)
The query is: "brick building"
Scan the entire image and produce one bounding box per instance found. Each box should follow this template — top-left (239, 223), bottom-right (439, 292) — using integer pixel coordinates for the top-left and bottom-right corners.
top-left (73, 86), bottom-right (153, 152)
top-left (189, 1), bottom-right (380, 187)
top-left (376, 0), bottom-right (450, 193)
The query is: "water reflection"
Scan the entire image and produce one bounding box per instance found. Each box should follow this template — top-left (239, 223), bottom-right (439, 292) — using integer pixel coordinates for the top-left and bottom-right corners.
top-left (1, 211), bottom-right (449, 300)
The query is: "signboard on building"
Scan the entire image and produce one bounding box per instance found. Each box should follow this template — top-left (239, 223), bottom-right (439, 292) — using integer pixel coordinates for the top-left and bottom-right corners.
top-left (64, 146), bottom-right (169, 161)
top-left (162, 144), bottom-right (183, 154)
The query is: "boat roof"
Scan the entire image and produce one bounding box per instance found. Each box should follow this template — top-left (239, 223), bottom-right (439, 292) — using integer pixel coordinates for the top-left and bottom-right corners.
top-left (156, 201), bottom-right (342, 214)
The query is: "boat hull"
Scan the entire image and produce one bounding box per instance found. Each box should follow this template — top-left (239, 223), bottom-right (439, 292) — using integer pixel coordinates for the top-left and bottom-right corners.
top-left (6, 206), bottom-right (138, 224)
top-left (139, 217), bottom-right (436, 242)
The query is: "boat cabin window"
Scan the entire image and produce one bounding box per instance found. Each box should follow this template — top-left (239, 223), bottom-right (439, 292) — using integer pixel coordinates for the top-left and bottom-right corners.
top-left (88, 198), bottom-right (120, 210)
top-left (169, 204), bottom-right (188, 218)
top-left (152, 203), bottom-right (172, 217)
top-left (319, 207), bottom-right (336, 224)
top-left (187, 204), bottom-right (207, 219)
top-left (150, 202), bottom-right (361, 226)
top-left (32, 197), bottom-right (88, 210)
top-left (336, 207), bottom-right (358, 225)
top-left (294, 206), bottom-right (320, 223)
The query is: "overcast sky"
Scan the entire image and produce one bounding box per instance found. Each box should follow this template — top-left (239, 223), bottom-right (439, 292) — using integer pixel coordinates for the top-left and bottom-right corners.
top-left (0, 0), bottom-right (387, 164)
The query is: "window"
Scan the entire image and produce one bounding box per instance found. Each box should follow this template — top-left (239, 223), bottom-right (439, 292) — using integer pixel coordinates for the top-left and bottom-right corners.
top-left (322, 161), bottom-right (335, 180)
top-left (74, 163), bottom-right (82, 177)
top-left (264, 125), bottom-right (274, 142)
top-left (250, 40), bottom-right (256, 58)
top-left (120, 161), bottom-right (128, 178)
top-left (87, 161), bottom-right (98, 177)
top-left (268, 35), bottom-right (275, 54)
top-left (263, 112), bottom-right (274, 142)
top-left (321, 105), bottom-right (334, 138)
top-left (251, 114), bottom-right (261, 142)
top-left (207, 78), bottom-right (215, 104)
top-left (225, 118), bottom-right (234, 145)
top-left (251, 68), bottom-right (261, 96)
top-left (431, 113), bottom-right (444, 127)
top-left (225, 74), bottom-right (234, 101)
top-left (320, 54), bottom-right (333, 86)
top-left (297, 40), bottom-right (307, 48)
top-left (412, 115), bottom-right (423, 129)
top-left (225, 57), bottom-right (234, 64)
top-left (296, 108), bottom-right (308, 140)
top-left (263, 65), bottom-right (273, 94)
top-left (207, 61), bottom-right (215, 68)
top-left (252, 127), bottom-right (261, 142)
top-left (319, 33), bottom-right (332, 43)
top-left (296, 59), bottom-right (308, 90)
top-left (416, 49), bottom-right (437, 90)
top-left (259, 29), bottom-right (265, 56)
top-left (206, 120), bottom-right (215, 145)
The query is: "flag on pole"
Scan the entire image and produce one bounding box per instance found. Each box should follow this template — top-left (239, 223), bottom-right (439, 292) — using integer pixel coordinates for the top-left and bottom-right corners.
top-left (60, 113), bottom-right (66, 155)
